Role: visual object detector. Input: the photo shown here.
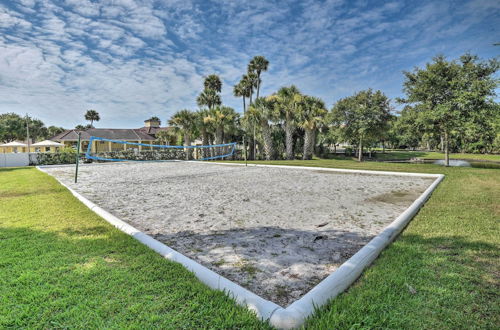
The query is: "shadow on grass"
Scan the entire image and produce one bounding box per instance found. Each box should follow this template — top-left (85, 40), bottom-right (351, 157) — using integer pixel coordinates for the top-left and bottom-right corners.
top-left (1, 225), bottom-right (497, 328)
top-left (0, 167), bottom-right (34, 173)
top-left (324, 151), bottom-right (430, 161)
top-left (372, 151), bottom-right (429, 160)
top-left (0, 186), bottom-right (63, 198)
top-left (0, 226), bottom-right (271, 329)
top-left (60, 226), bottom-right (111, 236)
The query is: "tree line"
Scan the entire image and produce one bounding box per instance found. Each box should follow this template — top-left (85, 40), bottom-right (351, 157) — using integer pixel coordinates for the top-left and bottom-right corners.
top-left (0, 113), bottom-right (65, 143)
top-left (166, 54), bottom-right (499, 165)
top-left (0, 109), bottom-right (102, 143)
top-left (1, 53), bottom-right (497, 165)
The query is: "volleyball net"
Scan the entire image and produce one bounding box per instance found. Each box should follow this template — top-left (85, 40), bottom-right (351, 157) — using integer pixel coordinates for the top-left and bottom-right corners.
top-left (84, 136), bottom-right (237, 162)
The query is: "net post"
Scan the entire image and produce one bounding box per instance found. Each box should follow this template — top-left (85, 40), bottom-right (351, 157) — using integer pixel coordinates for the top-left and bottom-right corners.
top-left (75, 132), bottom-right (81, 183)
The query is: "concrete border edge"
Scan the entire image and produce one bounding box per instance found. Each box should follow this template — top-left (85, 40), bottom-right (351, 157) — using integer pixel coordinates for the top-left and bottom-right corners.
top-left (35, 166), bottom-right (280, 321)
top-left (36, 164), bottom-right (444, 329)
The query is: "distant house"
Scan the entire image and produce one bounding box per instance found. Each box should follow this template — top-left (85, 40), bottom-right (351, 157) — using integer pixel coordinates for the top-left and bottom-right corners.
top-left (50, 118), bottom-right (174, 152)
top-left (0, 140), bottom-right (65, 154)
top-left (0, 141), bottom-right (28, 154)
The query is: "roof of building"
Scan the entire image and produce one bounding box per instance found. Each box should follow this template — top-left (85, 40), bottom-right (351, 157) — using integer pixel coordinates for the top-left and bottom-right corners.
top-left (0, 141), bottom-right (27, 147)
top-left (31, 140), bottom-right (65, 147)
top-left (51, 127), bottom-right (167, 141)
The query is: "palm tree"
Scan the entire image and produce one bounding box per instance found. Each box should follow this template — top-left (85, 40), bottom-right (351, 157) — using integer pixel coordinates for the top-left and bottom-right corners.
top-left (195, 109), bottom-right (211, 158)
top-left (246, 97), bottom-right (276, 160)
top-left (299, 96), bottom-right (328, 160)
top-left (204, 74), bottom-right (222, 93)
top-left (84, 110), bottom-right (100, 127)
top-left (168, 110), bottom-right (196, 160)
top-left (197, 74), bottom-right (223, 110)
top-left (238, 74), bottom-right (258, 159)
top-left (245, 72), bottom-right (260, 105)
top-left (248, 56), bottom-right (269, 99)
top-left (197, 89), bottom-right (221, 110)
top-left (222, 112), bottom-right (240, 144)
top-left (233, 82), bottom-right (247, 114)
top-left (155, 129), bottom-right (178, 145)
top-left (273, 85), bottom-right (303, 160)
top-left (204, 106), bottom-right (238, 145)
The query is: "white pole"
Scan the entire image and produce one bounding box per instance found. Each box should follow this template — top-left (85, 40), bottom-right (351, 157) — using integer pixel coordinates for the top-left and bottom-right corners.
top-left (25, 114), bottom-right (31, 159)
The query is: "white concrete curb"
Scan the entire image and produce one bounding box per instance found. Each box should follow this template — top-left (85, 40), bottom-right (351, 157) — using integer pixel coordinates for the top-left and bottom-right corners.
top-left (36, 165), bottom-right (280, 321)
top-left (37, 163), bottom-right (444, 329)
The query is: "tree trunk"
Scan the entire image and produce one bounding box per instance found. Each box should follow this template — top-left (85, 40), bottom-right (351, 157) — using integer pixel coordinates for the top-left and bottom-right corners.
top-left (201, 128), bottom-right (209, 159)
top-left (312, 130), bottom-right (318, 157)
top-left (253, 125), bottom-right (257, 159)
top-left (209, 136), bottom-right (215, 159)
top-left (248, 136), bottom-right (255, 160)
top-left (242, 97), bottom-right (246, 114)
top-left (261, 120), bottom-right (274, 160)
top-left (256, 76), bottom-right (260, 100)
top-left (285, 118), bottom-right (294, 160)
top-left (358, 137), bottom-right (363, 162)
top-left (303, 128), bottom-right (314, 160)
top-left (215, 126), bottom-right (223, 145)
top-left (444, 130), bottom-right (449, 166)
top-left (184, 133), bottom-right (191, 160)
top-left (382, 141), bottom-right (385, 153)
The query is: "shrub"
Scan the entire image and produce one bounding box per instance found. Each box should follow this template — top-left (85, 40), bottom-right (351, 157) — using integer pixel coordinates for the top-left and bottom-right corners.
top-left (32, 149), bottom-right (78, 165)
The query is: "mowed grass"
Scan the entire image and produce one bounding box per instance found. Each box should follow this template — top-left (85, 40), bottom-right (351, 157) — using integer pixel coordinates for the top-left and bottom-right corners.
top-left (1, 162), bottom-right (499, 329)
top-left (0, 168), bottom-right (270, 329)
top-left (237, 159), bottom-right (499, 329)
top-left (368, 150), bottom-right (500, 161)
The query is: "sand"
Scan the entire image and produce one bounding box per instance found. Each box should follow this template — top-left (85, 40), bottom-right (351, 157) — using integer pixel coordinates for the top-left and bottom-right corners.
top-left (43, 162), bottom-right (434, 306)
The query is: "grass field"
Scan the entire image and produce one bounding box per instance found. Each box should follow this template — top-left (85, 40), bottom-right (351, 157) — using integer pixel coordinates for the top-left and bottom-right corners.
top-left (1, 161), bottom-right (499, 328)
top-left (0, 167), bottom-right (269, 329)
top-left (364, 150), bottom-right (500, 161)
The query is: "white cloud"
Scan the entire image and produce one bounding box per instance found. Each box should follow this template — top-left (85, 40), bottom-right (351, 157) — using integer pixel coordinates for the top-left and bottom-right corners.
top-left (0, 0), bottom-right (496, 128)
top-left (0, 7), bottom-right (32, 30)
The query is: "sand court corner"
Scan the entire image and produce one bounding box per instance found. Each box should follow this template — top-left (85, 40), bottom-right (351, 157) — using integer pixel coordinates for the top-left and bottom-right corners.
top-left (39, 162), bottom-right (443, 328)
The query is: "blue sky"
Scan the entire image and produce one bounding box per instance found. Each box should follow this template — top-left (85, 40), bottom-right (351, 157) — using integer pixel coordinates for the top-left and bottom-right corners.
top-left (0, 0), bottom-right (498, 128)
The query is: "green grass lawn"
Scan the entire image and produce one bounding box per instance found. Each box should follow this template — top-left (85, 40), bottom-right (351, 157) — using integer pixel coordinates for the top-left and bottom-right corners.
top-left (0, 168), bottom-right (270, 329)
top-left (1, 162), bottom-right (499, 329)
top-left (239, 160), bottom-right (500, 329)
top-left (367, 150), bottom-right (500, 161)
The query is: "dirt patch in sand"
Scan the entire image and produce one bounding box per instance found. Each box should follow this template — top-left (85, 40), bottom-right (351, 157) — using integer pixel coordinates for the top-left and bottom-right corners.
top-left (367, 190), bottom-right (422, 205)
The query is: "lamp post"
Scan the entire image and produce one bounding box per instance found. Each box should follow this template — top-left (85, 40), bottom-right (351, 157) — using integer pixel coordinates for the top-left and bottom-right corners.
top-left (74, 132), bottom-right (81, 183)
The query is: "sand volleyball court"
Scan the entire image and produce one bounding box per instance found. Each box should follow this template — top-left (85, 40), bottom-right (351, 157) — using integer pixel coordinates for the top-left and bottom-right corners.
top-left (44, 162), bottom-right (434, 306)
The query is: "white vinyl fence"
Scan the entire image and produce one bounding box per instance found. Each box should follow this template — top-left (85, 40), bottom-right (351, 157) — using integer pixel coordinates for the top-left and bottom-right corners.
top-left (0, 153), bottom-right (37, 167)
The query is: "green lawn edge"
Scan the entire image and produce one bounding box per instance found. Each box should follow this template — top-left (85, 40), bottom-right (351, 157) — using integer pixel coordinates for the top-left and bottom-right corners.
top-left (0, 167), bottom-right (271, 329)
top-left (369, 151), bottom-right (500, 162)
top-left (1, 162), bottom-right (499, 329)
top-left (227, 160), bottom-right (499, 329)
